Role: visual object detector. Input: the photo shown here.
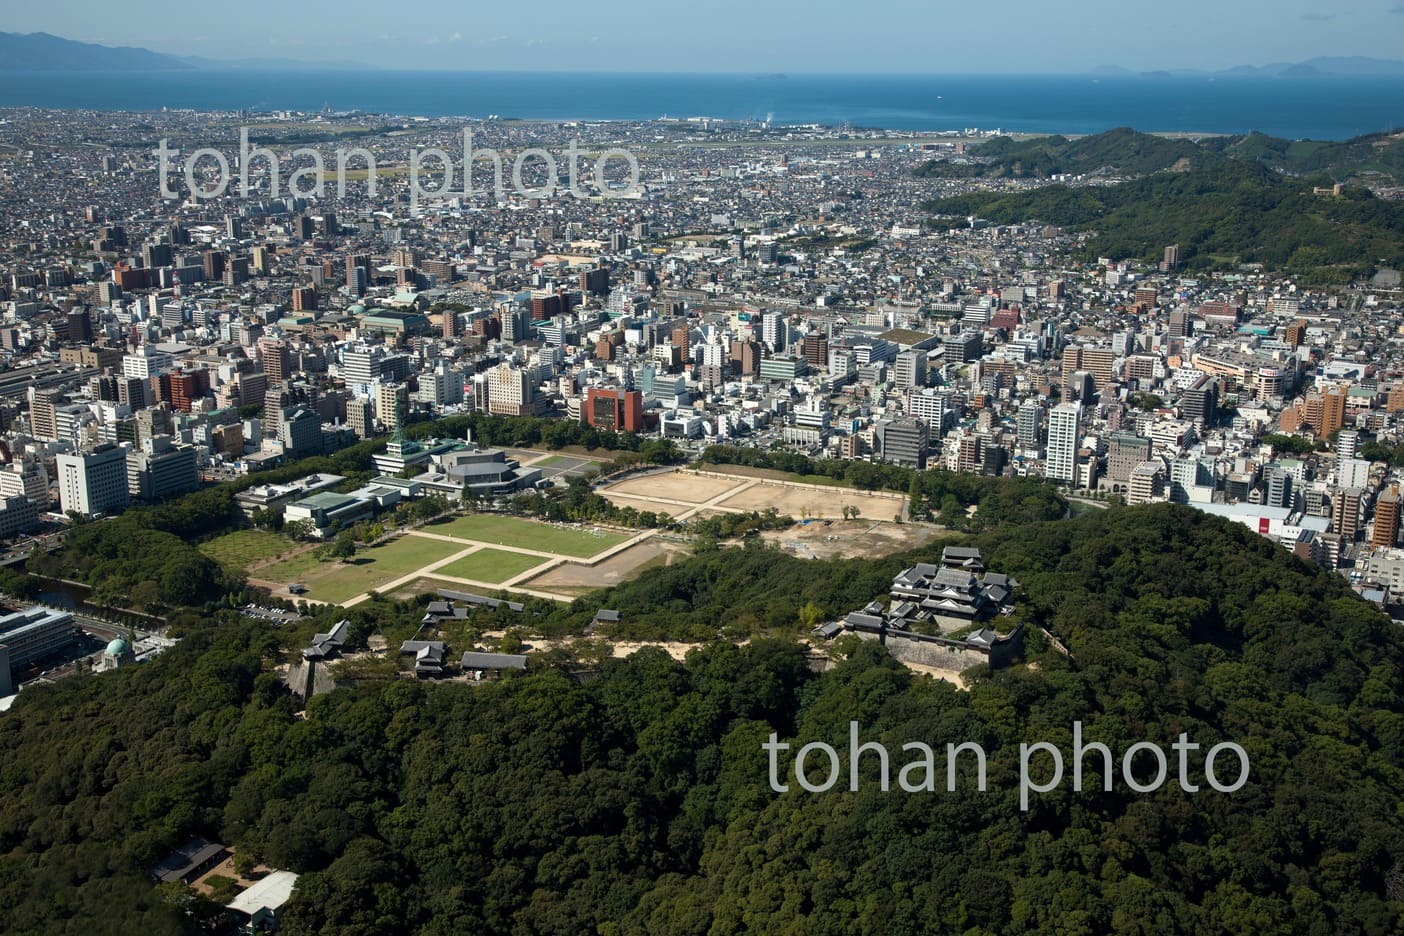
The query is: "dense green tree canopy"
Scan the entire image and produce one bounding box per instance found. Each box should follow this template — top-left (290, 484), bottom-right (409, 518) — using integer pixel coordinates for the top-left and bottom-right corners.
top-left (924, 159), bottom-right (1404, 282)
top-left (916, 126), bottom-right (1404, 186)
top-left (1, 505), bottom-right (1401, 933)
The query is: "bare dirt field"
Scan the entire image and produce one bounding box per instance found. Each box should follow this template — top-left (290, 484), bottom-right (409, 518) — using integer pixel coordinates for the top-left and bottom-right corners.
top-left (600, 493), bottom-right (692, 517)
top-left (523, 539), bottom-right (692, 594)
top-left (718, 483), bottom-right (905, 520)
top-left (598, 470), bottom-right (909, 522)
top-left (605, 472), bottom-right (744, 504)
top-left (761, 519), bottom-right (950, 560)
top-left (382, 576), bottom-right (514, 602)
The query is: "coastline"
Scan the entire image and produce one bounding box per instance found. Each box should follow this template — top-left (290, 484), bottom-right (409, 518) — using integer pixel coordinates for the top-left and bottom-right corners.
top-left (0, 69), bottom-right (1399, 140)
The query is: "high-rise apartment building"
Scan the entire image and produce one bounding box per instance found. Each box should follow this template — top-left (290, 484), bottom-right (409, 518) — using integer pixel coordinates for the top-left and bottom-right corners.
top-left (1016, 401), bottom-right (1043, 454)
top-left (1334, 488), bottom-right (1364, 540)
top-left (1046, 403), bottom-right (1082, 484)
top-left (1373, 486), bottom-right (1401, 549)
top-left (259, 338), bottom-right (291, 385)
top-left (28, 388), bottom-right (62, 442)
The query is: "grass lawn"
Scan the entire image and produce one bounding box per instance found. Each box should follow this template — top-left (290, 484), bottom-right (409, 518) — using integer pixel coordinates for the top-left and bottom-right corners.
top-left (425, 514), bottom-right (631, 558)
top-left (198, 529), bottom-right (298, 574)
top-left (259, 535), bottom-right (464, 604)
top-left (436, 548), bottom-right (550, 584)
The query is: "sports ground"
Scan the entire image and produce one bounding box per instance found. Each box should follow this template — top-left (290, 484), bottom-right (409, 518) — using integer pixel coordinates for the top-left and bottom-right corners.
top-left (236, 468), bottom-right (920, 606)
top-left (244, 513), bottom-right (640, 606)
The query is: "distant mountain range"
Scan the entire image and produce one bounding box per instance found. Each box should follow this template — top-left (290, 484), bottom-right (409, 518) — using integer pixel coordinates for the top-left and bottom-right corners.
top-left (1092, 56), bottom-right (1404, 78)
top-left (0, 31), bottom-right (190, 71)
top-left (4, 31), bottom-right (1404, 77)
top-left (0, 32), bottom-right (365, 71)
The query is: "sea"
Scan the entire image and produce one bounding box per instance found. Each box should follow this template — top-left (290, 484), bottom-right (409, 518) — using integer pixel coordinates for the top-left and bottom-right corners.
top-left (0, 70), bottom-right (1401, 140)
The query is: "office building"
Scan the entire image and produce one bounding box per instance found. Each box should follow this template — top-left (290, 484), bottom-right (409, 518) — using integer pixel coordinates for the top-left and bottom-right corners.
top-left (1181, 379), bottom-right (1218, 427)
top-left (127, 435), bottom-right (199, 502)
top-left (584, 388), bottom-right (644, 433)
top-left (0, 607), bottom-right (79, 695)
top-left (56, 444), bottom-right (131, 517)
top-left (893, 350), bottom-right (928, 390)
top-left (123, 346), bottom-right (173, 381)
top-left (1106, 434), bottom-right (1151, 489)
top-left (487, 364), bottom-right (538, 417)
top-left (67, 310), bottom-right (94, 344)
top-left (0, 494), bottom-right (39, 540)
top-left (280, 408), bottom-right (324, 459)
top-left (0, 459), bottom-right (49, 510)
top-left (875, 418), bottom-right (929, 470)
top-left (944, 332), bottom-right (983, 364)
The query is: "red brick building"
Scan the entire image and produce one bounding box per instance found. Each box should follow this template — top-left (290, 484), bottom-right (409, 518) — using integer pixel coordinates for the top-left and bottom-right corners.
top-left (584, 388), bottom-right (643, 433)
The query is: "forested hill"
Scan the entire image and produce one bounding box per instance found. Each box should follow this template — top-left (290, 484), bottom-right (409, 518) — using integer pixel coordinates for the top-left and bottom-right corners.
top-left (915, 126), bottom-right (1404, 185)
top-left (924, 160), bottom-right (1404, 282)
top-left (915, 127), bottom-right (1215, 179)
top-left (1, 504), bottom-right (1402, 933)
top-left (1202, 130), bottom-right (1404, 184)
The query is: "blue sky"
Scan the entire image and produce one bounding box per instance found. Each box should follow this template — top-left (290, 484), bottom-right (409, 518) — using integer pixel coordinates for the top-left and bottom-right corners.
top-left (11, 0), bottom-right (1404, 72)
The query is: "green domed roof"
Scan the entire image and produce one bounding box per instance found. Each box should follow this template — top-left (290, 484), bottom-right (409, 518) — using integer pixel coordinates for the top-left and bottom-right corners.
top-left (105, 638), bottom-right (129, 656)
